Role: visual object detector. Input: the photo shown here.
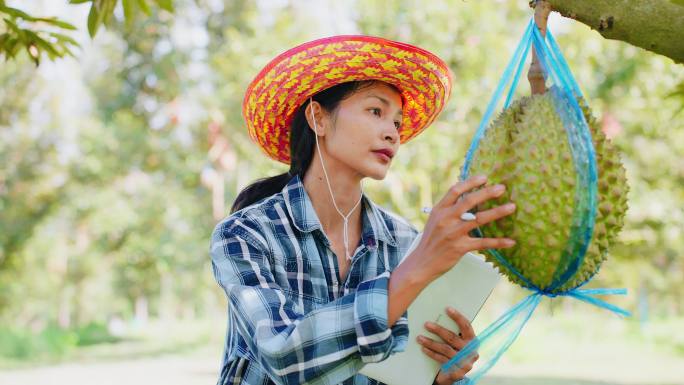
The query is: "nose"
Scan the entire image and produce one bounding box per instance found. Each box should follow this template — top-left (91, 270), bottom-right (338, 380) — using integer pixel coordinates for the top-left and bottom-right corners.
top-left (384, 124), bottom-right (399, 144)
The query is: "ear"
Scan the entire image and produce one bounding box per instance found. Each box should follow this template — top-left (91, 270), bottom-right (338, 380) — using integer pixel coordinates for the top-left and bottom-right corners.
top-left (304, 100), bottom-right (328, 137)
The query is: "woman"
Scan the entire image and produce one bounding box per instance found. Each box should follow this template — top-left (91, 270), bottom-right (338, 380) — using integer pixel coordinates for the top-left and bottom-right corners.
top-left (210, 35), bottom-right (516, 385)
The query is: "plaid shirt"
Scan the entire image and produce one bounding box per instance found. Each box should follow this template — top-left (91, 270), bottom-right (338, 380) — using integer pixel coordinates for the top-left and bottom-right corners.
top-left (210, 174), bottom-right (422, 385)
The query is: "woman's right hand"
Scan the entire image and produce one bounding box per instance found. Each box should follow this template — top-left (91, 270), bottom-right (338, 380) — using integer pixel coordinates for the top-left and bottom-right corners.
top-left (412, 174), bottom-right (517, 282)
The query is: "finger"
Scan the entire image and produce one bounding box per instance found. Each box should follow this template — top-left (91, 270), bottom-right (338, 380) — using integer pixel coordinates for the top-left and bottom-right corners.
top-left (446, 307), bottom-right (476, 340)
top-left (444, 357), bottom-right (474, 378)
top-left (417, 335), bottom-right (456, 358)
top-left (460, 202), bottom-right (517, 233)
top-left (454, 183), bottom-right (507, 216)
top-left (424, 321), bottom-right (466, 350)
top-left (449, 362), bottom-right (473, 380)
top-left (439, 363), bottom-right (467, 381)
top-left (466, 236), bottom-right (517, 251)
top-left (458, 352), bottom-right (480, 368)
top-left (420, 346), bottom-right (450, 364)
top-left (435, 175), bottom-right (488, 208)
top-left (446, 350), bottom-right (478, 370)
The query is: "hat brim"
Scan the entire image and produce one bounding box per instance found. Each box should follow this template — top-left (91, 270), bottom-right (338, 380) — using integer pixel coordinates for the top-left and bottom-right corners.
top-left (243, 35), bottom-right (453, 164)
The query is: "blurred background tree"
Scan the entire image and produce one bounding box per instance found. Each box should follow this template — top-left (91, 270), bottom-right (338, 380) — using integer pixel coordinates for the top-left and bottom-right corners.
top-left (0, 0), bottom-right (682, 374)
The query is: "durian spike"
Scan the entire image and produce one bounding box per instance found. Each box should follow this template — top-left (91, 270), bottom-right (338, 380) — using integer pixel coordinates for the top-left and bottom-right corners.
top-left (528, 0), bottom-right (552, 95)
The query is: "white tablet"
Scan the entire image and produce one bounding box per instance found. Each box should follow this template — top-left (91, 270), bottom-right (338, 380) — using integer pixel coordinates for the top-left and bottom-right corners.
top-left (359, 232), bottom-right (500, 385)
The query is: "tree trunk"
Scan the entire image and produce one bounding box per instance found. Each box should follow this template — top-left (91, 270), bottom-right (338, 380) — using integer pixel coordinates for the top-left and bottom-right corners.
top-left (134, 295), bottom-right (149, 325)
top-left (546, 0), bottom-right (684, 64)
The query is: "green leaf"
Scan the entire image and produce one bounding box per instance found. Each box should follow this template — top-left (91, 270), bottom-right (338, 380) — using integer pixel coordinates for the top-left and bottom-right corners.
top-left (154, 0), bottom-right (173, 12)
top-left (60, 43), bottom-right (76, 58)
top-left (0, 32), bottom-right (8, 52)
top-left (0, 5), bottom-right (35, 21)
top-left (33, 38), bottom-right (61, 60)
top-left (68, 0), bottom-right (93, 4)
top-left (25, 30), bottom-right (62, 59)
top-left (670, 0), bottom-right (684, 6)
top-left (122, 0), bottom-right (135, 26)
top-left (33, 17), bottom-right (78, 31)
top-left (5, 37), bottom-right (19, 58)
top-left (136, 0), bottom-right (151, 16)
top-left (100, 0), bottom-right (117, 27)
top-left (2, 17), bottom-right (21, 34)
top-left (87, 3), bottom-right (100, 37)
top-left (48, 32), bottom-right (80, 47)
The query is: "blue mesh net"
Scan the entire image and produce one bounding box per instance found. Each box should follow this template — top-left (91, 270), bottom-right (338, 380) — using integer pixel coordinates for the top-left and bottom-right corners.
top-left (445, 18), bottom-right (631, 384)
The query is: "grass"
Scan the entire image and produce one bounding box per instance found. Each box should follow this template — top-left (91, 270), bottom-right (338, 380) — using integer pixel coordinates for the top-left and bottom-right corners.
top-left (0, 318), bottom-right (220, 369)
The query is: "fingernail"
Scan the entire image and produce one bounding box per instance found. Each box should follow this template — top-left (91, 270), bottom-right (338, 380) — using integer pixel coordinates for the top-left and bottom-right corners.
top-left (425, 321), bottom-right (435, 328)
top-left (475, 175), bottom-right (487, 183)
top-left (493, 184), bottom-right (505, 193)
top-left (447, 306), bottom-right (456, 314)
top-left (506, 239), bottom-right (516, 246)
top-left (417, 336), bottom-right (425, 342)
top-left (505, 203), bottom-right (516, 211)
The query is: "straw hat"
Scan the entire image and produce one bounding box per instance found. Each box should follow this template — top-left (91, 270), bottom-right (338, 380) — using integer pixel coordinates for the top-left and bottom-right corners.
top-left (242, 35), bottom-right (453, 164)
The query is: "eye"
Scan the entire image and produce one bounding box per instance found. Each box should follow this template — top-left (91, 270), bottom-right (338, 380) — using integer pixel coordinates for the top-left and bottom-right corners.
top-left (394, 121), bottom-right (401, 130)
top-left (370, 107), bottom-right (381, 117)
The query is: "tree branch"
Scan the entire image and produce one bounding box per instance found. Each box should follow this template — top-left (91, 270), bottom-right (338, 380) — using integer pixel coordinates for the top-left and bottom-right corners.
top-left (547, 0), bottom-right (684, 64)
top-left (528, 0), bottom-right (552, 95)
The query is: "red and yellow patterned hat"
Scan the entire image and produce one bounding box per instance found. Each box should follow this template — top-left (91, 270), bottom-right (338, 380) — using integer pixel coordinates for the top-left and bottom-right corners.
top-left (242, 35), bottom-right (453, 164)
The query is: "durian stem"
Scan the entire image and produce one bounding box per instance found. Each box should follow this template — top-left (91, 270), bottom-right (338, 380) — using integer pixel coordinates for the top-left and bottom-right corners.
top-left (528, 0), bottom-right (552, 95)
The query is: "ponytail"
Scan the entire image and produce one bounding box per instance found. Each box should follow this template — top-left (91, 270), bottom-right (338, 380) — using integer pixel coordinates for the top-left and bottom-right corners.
top-left (230, 172), bottom-right (293, 214)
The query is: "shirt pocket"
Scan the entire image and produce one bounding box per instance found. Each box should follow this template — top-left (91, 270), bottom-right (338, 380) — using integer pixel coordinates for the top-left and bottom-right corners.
top-left (272, 256), bottom-right (329, 311)
top-left (282, 287), bottom-right (329, 314)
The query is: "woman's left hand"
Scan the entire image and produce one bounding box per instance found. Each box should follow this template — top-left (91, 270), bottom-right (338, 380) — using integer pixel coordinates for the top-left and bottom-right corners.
top-left (416, 306), bottom-right (479, 385)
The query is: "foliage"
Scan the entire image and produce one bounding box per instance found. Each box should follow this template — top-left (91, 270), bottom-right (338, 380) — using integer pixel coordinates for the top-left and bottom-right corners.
top-left (0, 0), bottom-right (78, 65)
top-left (0, 0), bottom-right (173, 64)
top-left (69, 0), bottom-right (174, 36)
top-left (0, 321), bottom-right (118, 360)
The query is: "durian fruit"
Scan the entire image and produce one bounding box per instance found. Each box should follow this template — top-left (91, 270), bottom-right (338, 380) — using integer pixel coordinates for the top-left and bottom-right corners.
top-left (467, 88), bottom-right (628, 293)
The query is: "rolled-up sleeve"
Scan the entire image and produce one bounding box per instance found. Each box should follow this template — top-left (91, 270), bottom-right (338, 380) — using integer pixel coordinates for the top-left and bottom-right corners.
top-left (210, 218), bottom-right (408, 385)
top-left (354, 270), bottom-right (408, 362)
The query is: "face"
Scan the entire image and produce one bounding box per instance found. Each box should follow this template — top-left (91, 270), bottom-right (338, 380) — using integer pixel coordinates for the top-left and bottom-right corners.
top-left (308, 82), bottom-right (403, 180)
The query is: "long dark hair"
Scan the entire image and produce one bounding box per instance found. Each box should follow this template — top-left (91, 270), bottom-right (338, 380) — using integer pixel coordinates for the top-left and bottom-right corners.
top-left (231, 80), bottom-right (384, 213)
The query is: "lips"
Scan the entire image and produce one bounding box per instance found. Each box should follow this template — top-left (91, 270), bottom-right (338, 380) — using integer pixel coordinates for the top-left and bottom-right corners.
top-left (372, 149), bottom-right (395, 159)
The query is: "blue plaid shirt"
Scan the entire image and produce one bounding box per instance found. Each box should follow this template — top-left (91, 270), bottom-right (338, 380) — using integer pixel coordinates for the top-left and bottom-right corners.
top-left (210, 174), bottom-right (421, 385)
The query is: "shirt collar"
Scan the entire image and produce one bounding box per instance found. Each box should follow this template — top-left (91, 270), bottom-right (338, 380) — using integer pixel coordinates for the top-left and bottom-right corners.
top-left (282, 174), bottom-right (397, 248)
